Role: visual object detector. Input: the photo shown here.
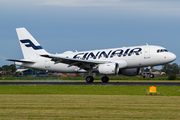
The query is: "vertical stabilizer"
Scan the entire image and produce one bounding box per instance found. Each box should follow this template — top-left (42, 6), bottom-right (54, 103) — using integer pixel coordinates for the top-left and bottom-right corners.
top-left (16, 28), bottom-right (48, 60)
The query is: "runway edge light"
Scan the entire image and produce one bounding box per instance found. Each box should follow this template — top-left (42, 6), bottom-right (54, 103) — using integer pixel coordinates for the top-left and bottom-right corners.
top-left (150, 86), bottom-right (156, 93)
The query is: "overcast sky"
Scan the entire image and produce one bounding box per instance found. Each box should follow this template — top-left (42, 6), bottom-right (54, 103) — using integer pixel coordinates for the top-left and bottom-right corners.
top-left (0, 0), bottom-right (180, 69)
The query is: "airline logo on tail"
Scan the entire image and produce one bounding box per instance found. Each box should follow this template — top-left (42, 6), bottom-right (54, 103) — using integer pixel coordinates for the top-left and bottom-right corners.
top-left (20, 39), bottom-right (43, 50)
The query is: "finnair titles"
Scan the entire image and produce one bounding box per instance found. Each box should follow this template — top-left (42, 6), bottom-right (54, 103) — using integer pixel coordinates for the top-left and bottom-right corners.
top-left (73, 48), bottom-right (142, 60)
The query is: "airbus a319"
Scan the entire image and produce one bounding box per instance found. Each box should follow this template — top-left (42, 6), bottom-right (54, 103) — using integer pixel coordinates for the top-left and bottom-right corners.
top-left (7, 28), bottom-right (176, 83)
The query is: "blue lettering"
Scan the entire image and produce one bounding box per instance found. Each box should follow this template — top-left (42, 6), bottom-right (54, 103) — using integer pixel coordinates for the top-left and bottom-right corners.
top-left (82, 53), bottom-right (88, 60)
top-left (98, 50), bottom-right (112, 59)
top-left (110, 49), bottom-right (124, 58)
top-left (123, 49), bottom-right (130, 57)
top-left (86, 52), bottom-right (100, 60)
top-left (73, 53), bottom-right (84, 59)
top-left (128, 48), bottom-right (142, 56)
top-left (73, 48), bottom-right (142, 60)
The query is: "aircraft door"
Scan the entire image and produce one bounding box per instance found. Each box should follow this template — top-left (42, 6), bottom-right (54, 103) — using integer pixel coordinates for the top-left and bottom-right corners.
top-left (144, 47), bottom-right (150, 59)
top-left (45, 58), bottom-right (51, 68)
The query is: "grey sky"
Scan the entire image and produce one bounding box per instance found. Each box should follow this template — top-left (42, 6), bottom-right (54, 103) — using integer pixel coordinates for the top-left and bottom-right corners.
top-left (0, 0), bottom-right (179, 69)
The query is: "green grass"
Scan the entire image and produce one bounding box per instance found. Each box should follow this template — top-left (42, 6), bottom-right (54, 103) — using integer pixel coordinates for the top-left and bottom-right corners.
top-left (0, 85), bottom-right (180, 96)
top-left (0, 85), bottom-right (180, 119)
top-left (0, 95), bottom-right (180, 119)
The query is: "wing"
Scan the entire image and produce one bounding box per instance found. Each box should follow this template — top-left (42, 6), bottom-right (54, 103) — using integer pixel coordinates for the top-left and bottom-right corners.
top-left (41, 54), bottom-right (107, 70)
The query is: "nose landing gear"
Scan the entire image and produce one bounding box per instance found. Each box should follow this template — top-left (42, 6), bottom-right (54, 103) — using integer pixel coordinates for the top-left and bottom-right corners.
top-left (149, 73), bottom-right (154, 78)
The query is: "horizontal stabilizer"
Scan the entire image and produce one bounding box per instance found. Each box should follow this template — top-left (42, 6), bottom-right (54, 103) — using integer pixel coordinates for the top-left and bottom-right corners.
top-left (6, 59), bottom-right (35, 63)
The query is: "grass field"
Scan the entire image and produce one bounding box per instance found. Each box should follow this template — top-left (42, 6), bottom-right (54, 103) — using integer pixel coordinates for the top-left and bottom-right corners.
top-left (0, 95), bottom-right (180, 119)
top-left (0, 85), bottom-right (180, 119)
top-left (0, 85), bottom-right (180, 96)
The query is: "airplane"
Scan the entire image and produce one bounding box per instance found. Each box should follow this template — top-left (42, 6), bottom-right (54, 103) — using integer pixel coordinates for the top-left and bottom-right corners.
top-left (7, 28), bottom-right (176, 83)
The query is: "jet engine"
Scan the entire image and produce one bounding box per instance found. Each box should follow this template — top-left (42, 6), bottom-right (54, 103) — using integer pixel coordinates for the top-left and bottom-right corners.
top-left (98, 63), bottom-right (119, 74)
top-left (121, 68), bottom-right (140, 76)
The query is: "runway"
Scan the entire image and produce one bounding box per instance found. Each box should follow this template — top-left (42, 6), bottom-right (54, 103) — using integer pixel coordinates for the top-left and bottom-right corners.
top-left (0, 82), bottom-right (180, 86)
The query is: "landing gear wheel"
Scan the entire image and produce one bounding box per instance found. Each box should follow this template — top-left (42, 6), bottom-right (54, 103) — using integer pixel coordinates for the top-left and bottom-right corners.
top-left (149, 74), bottom-right (154, 78)
top-left (101, 76), bottom-right (109, 83)
top-left (86, 76), bottom-right (94, 83)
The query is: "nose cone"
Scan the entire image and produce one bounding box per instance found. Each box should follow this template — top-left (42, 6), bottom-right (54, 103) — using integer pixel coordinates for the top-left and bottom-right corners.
top-left (169, 53), bottom-right (176, 62)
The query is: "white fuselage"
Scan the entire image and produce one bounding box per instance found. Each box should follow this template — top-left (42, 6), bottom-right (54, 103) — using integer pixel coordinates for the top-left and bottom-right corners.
top-left (15, 45), bottom-right (176, 73)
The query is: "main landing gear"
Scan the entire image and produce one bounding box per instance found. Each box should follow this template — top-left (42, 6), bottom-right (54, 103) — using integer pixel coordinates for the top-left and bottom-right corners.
top-left (86, 75), bottom-right (109, 83)
top-left (86, 69), bottom-right (110, 83)
top-left (101, 75), bottom-right (109, 83)
top-left (86, 69), bottom-right (94, 83)
top-left (86, 76), bottom-right (94, 83)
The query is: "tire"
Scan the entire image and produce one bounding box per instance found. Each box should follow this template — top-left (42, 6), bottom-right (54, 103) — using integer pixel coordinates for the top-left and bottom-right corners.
top-left (86, 76), bottom-right (94, 83)
top-left (101, 76), bottom-right (109, 83)
top-left (149, 74), bottom-right (154, 78)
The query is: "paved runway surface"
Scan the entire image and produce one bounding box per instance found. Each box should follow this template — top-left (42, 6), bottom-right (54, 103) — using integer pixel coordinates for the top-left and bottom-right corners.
top-left (0, 82), bottom-right (180, 86)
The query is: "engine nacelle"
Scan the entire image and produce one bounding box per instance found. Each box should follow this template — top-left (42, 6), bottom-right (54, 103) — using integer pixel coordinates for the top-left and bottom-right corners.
top-left (121, 68), bottom-right (140, 76)
top-left (98, 63), bottom-right (119, 75)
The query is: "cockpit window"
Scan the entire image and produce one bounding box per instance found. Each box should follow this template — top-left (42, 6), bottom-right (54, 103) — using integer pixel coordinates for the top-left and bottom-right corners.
top-left (157, 49), bottom-right (168, 53)
top-left (164, 49), bottom-right (168, 52)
